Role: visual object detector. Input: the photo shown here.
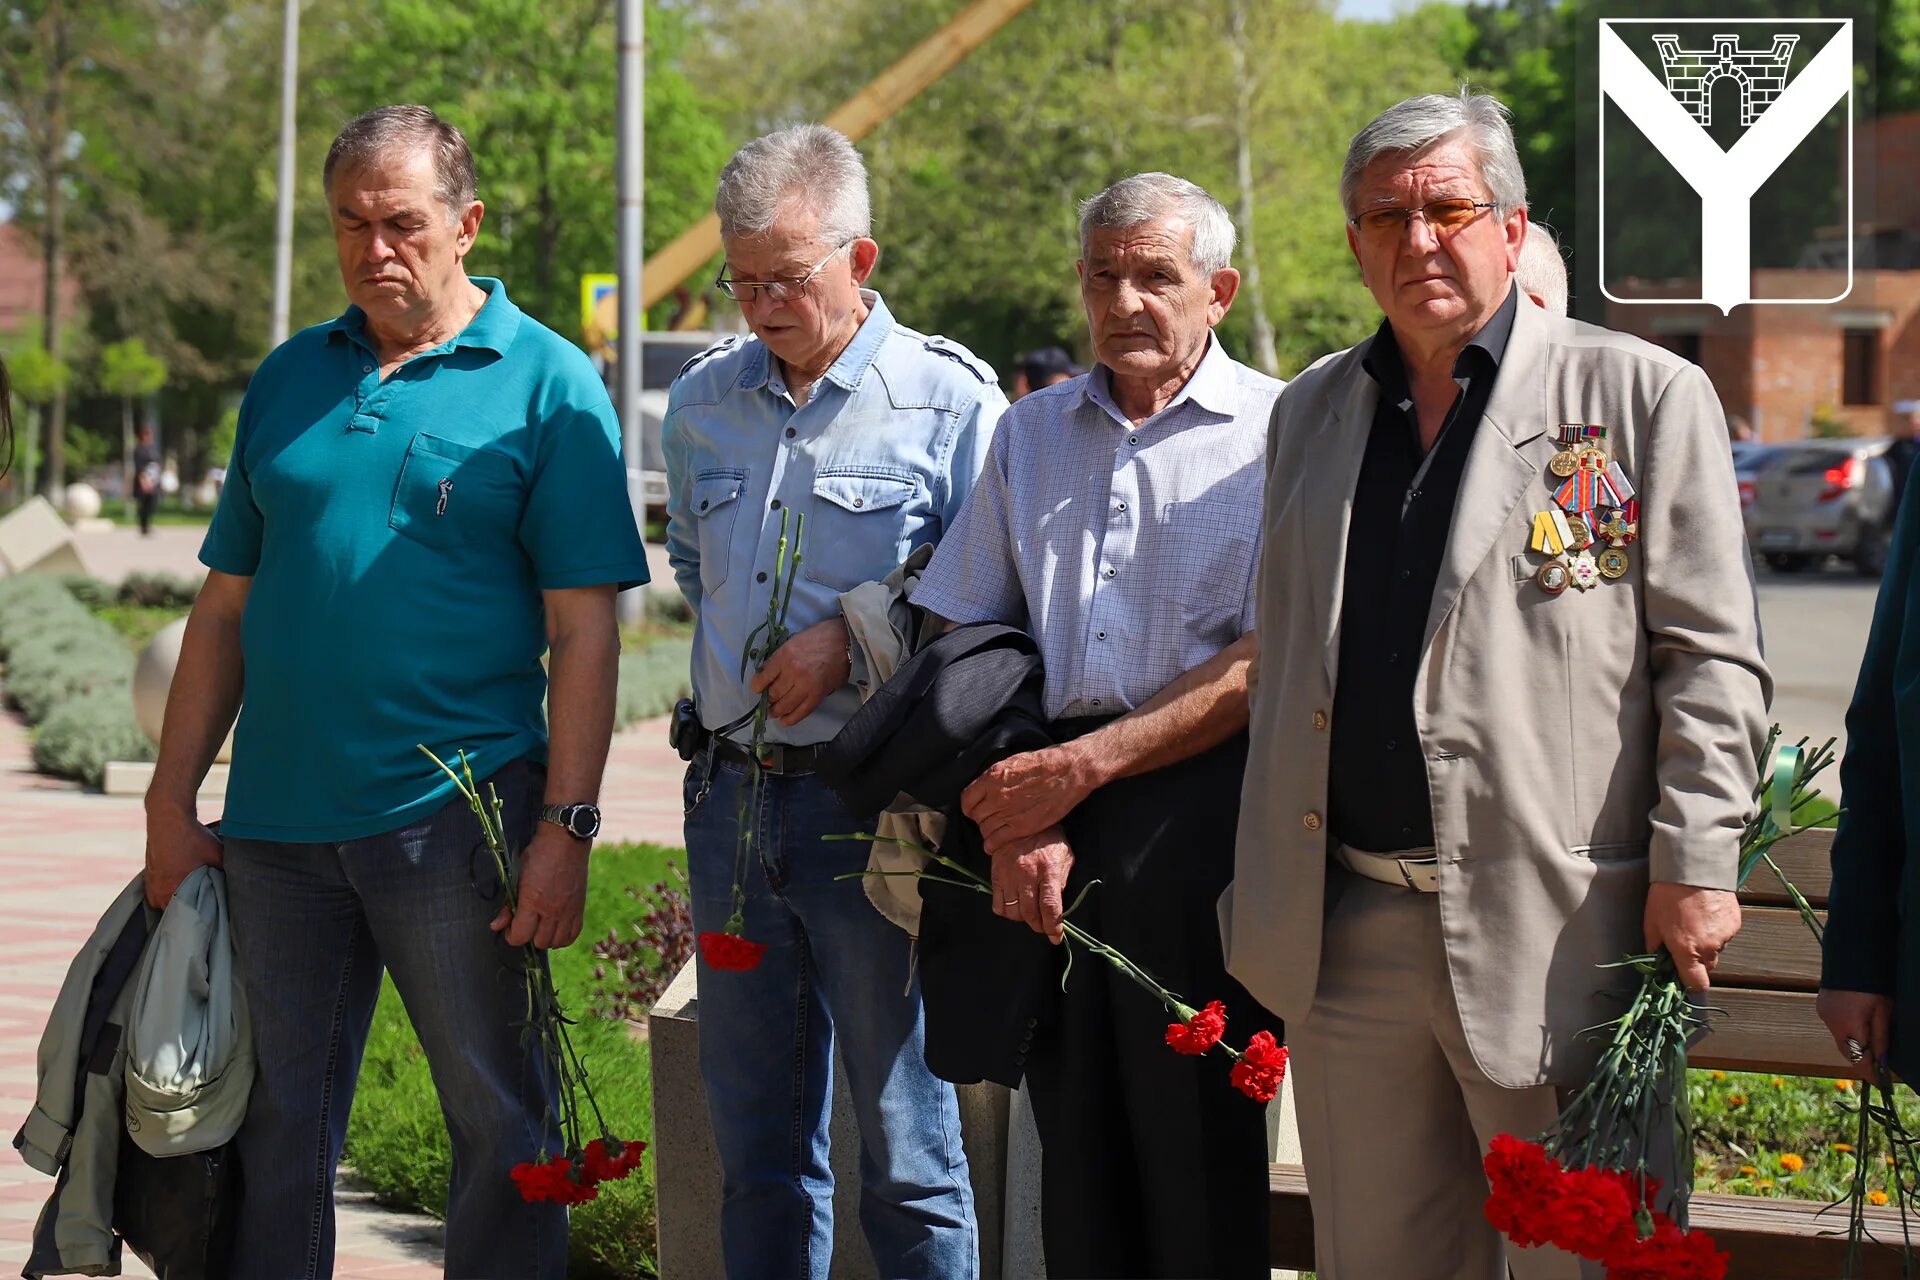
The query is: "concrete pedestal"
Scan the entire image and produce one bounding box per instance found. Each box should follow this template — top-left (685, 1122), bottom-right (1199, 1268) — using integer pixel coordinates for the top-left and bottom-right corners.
top-left (648, 958), bottom-right (1302, 1280)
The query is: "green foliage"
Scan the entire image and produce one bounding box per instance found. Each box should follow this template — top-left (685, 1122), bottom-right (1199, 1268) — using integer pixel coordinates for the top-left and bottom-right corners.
top-left (96, 337), bottom-right (168, 400)
top-left (3, 340), bottom-right (72, 406)
top-left (343, 842), bottom-right (680, 1279)
top-left (31, 687), bottom-right (154, 785)
top-left (116, 570), bottom-right (200, 609)
top-left (55, 573), bottom-right (118, 610)
top-left (616, 636), bottom-right (692, 730)
top-left (207, 406), bottom-right (240, 470)
top-left (1690, 1069), bottom-right (1920, 1202)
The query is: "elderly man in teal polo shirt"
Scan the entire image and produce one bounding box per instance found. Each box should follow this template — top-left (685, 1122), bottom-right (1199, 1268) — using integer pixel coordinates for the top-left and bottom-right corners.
top-left (142, 105), bottom-right (648, 1278)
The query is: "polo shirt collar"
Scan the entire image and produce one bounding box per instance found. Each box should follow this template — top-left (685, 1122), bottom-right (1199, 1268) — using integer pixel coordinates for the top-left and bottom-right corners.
top-left (321, 275), bottom-right (521, 357)
top-left (743, 289), bottom-right (894, 396)
top-left (1083, 332), bottom-right (1235, 425)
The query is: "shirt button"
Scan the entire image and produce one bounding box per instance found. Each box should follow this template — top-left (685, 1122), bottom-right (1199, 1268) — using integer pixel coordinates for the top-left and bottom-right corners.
top-left (1311, 711), bottom-right (1327, 730)
top-left (1116, 501), bottom-right (1128, 512)
top-left (785, 427), bottom-right (796, 438)
top-left (1400, 569), bottom-right (1411, 581)
top-left (1103, 567), bottom-right (1117, 579)
top-left (363, 364), bottom-right (373, 374)
top-left (1387, 651), bottom-right (1400, 664)
top-left (756, 571), bottom-right (768, 584)
top-left (1128, 434), bottom-right (1139, 445)
top-left (770, 498), bottom-right (782, 510)
top-left (1303, 811), bottom-right (1322, 831)
top-left (852, 497), bottom-right (864, 508)
top-left (699, 500), bottom-right (710, 511)
top-left (1386, 739), bottom-right (1398, 751)
top-left (1402, 825), bottom-right (1415, 837)
top-left (1091, 699), bottom-right (1102, 707)
top-left (1097, 630), bottom-right (1107, 640)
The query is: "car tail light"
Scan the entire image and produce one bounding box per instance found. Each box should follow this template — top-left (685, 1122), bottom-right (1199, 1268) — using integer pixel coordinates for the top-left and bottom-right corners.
top-left (1739, 479), bottom-right (1756, 508)
top-left (1818, 457), bottom-right (1859, 502)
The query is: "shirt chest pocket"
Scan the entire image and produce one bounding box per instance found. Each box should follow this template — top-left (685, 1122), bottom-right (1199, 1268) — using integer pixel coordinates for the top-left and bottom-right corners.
top-left (388, 432), bottom-right (522, 551)
top-left (803, 468), bottom-right (920, 593)
top-left (691, 468), bottom-right (747, 594)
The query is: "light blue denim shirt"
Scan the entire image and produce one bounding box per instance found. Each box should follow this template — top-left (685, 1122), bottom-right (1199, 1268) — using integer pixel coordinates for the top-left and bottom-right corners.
top-left (664, 290), bottom-right (1007, 745)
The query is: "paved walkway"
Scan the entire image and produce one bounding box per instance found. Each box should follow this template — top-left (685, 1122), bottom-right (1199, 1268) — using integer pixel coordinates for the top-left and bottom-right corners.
top-left (0, 678), bottom-right (682, 1272)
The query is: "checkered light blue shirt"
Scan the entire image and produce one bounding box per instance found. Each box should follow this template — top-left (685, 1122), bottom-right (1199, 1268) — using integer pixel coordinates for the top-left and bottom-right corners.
top-left (911, 336), bottom-right (1282, 719)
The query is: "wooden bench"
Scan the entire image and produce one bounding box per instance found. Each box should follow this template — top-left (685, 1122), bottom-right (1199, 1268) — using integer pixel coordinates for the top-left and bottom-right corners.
top-left (1267, 828), bottom-right (1918, 1277)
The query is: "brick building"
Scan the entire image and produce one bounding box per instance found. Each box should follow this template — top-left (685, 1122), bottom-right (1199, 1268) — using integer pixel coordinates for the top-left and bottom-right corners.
top-left (1606, 112), bottom-right (1920, 441)
top-left (0, 221), bottom-right (79, 339)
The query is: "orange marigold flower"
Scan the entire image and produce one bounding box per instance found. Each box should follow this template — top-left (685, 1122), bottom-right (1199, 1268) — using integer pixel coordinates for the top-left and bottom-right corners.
top-left (1837, 1079), bottom-right (1854, 1091)
top-left (1738, 1165), bottom-right (1758, 1176)
top-left (1728, 1094), bottom-right (1748, 1106)
top-left (1833, 1143), bottom-right (1855, 1153)
top-left (1772, 1077), bottom-right (1787, 1087)
top-left (1871, 1190), bottom-right (1892, 1206)
top-left (1756, 1179), bottom-right (1775, 1190)
top-left (1710, 1070), bottom-right (1727, 1081)
top-left (1780, 1154), bottom-right (1805, 1172)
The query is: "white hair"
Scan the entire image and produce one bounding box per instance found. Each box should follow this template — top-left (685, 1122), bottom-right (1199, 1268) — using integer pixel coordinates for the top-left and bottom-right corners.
top-left (1340, 90), bottom-right (1528, 219)
top-left (714, 124), bottom-right (871, 246)
top-left (1517, 224), bottom-right (1568, 316)
top-left (1078, 172), bottom-right (1236, 275)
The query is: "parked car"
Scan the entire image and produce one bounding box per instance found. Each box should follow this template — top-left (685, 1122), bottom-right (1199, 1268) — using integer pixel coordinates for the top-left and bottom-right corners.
top-left (1743, 437), bottom-right (1895, 576)
top-left (1732, 442), bottom-right (1780, 515)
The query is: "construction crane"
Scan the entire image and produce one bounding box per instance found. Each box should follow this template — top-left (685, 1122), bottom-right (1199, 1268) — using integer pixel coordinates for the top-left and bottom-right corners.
top-left (640, 0), bottom-right (1037, 310)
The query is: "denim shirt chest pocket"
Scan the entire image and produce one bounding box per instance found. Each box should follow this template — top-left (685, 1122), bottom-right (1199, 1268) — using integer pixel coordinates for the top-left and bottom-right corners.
top-left (691, 468), bottom-right (747, 595)
top-left (388, 432), bottom-right (522, 551)
top-left (803, 466), bottom-right (921, 592)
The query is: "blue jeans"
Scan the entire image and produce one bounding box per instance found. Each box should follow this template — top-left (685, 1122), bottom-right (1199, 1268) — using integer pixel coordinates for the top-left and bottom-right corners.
top-left (222, 759), bottom-right (567, 1279)
top-left (684, 757), bottom-right (977, 1280)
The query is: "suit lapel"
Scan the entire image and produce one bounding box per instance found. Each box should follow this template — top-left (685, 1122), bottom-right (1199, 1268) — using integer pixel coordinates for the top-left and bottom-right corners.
top-left (1422, 295), bottom-right (1554, 654)
top-left (1303, 354), bottom-right (1379, 687)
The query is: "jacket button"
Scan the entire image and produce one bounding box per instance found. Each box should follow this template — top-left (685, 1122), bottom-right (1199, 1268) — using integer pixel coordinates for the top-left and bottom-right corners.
top-left (1311, 710), bottom-right (1327, 730)
top-left (1026, 1016), bottom-right (1038, 1028)
top-left (1303, 811), bottom-right (1322, 831)
top-left (852, 497), bottom-right (864, 508)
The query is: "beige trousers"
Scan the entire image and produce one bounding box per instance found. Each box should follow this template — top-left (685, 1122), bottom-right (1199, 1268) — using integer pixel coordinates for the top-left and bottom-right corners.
top-left (1290, 874), bottom-right (1601, 1280)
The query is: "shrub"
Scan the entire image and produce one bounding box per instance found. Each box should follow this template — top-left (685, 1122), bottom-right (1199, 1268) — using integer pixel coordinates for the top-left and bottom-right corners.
top-left (0, 574), bottom-right (89, 653)
top-left (589, 862), bottom-right (694, 1022)
top-left (616, 638), bottom-right (692, 729)
top-left (56, 573), bottom-right (118, 610)
top-left (116, 570), bottom-right (200, 608)
top-left (32, 689), bottom-right (155, 786)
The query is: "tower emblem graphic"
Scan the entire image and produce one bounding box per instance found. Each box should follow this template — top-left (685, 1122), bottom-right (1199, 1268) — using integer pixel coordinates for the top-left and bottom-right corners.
top-left (1598, 19), bottom-right (1853, 313)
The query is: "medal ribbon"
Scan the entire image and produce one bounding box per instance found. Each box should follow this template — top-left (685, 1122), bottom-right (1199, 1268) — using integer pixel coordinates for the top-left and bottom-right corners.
top-left (1530, 510), bottom-right (1566, 556)
top-left (1606, 461), bottom-right (1636, 504)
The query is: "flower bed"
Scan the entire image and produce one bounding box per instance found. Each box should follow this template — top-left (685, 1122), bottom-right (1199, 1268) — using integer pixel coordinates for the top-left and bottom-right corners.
top-left (0, 573), bottom-right (154, 784)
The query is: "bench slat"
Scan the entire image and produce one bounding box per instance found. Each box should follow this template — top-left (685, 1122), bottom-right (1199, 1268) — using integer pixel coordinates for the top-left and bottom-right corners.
top-left (1691, 988), bottom-right (1861, 1078)
top-left (1713, 905), bottom-right (1826, 990)
top-left (1267, 1164), bottom-right (1316, 1268)
top-left (1740, 828), bottom-right (1833, 908)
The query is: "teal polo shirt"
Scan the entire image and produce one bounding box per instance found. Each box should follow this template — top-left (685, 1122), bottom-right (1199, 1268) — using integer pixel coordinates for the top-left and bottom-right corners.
top-left (200, 278), bottom-right (650, 842)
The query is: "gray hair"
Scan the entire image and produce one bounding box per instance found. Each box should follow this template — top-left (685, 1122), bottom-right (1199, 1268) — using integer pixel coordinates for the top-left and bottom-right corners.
top-left (1339, 90), bottom-right (1528, 219)
top-left (324, 105), bottom-right (477, 218)
top-left (1517, 223), bottom-right (1568, 316)
top-left (1078, 173), bottom-right (1236, 275)
top-left (714, 124), bottom-right (871, 246)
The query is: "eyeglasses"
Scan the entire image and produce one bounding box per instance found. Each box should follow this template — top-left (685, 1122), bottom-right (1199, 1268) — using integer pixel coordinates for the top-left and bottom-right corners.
top-left (1349, 198), bottom-right (1499, 238)
top-left (715, 242), bottom-right (852, 303)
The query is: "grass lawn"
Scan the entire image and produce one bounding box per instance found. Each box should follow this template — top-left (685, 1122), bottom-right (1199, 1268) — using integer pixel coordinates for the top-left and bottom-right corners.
top-left (93, 602), bottom-right (187, 652)
top-left (94, 496), bottom-right (212, 526)
top-left (343, 841), bottom-right (682, 1280)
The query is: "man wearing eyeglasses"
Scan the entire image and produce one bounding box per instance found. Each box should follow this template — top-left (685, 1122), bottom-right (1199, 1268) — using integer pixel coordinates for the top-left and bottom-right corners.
top-left (661, 124), bottom-right (1002, 1280)
top-left (1227, 91), bottom-right (1768, 1276)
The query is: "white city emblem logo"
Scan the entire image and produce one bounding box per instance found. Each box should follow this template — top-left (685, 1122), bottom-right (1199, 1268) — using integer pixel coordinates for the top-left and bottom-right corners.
top-left (1599, 19), bottom-right (1853, 314)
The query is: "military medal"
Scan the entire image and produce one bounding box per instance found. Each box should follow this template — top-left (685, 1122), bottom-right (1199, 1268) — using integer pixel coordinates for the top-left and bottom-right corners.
top-left (1597, 506), bottom-right (1637, 547)
top-left (1565, 514), bottom-right (1594, 552)
top-left (1569, 549), bottom-right (1601, 591)
top-left (1536, 558), bottom-right (1571, 595)
top-left (1598, 547), bottom-right (1630, 579)
top-left (1550, 425), bottom-right (1583, 478)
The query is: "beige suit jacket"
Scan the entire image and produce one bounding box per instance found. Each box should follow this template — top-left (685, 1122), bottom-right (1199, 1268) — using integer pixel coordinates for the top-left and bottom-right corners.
top-left (1226, 293), bottom-right (1772, 1088)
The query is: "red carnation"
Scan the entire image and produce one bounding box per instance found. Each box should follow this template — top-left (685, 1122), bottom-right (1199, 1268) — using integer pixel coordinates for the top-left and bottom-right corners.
top-left (1603, 1215), bottom-right (1728, 1280)
top-left (1165, 1000), bottom-right (1228, 1055)
top-left (1228, 1031), bottom-right (1289, 1102)
top-left (581, 1136), bottom-right (647, 1186)
top-left (699, 930), bottom-right (768, 972)
top-left (1483, 1134), bottom-right (1564, 1250)
top-left (1548, 1166), bottom-right (1637, 1262)
top-left (511, 1155), bottom-right (599, 1205)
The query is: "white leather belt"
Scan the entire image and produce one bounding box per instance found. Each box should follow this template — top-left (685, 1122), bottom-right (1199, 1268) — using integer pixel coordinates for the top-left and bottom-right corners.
top-left (1336, 843), bottom-right (1441, 893)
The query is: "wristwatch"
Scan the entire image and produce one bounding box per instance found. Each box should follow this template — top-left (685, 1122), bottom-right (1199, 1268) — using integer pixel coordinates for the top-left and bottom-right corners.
top-left (539, 802), bottom-right (602, 841)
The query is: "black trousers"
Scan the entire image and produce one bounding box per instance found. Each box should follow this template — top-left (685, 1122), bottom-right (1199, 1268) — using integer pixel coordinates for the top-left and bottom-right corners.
top-left (1024, 729), bottom-right (1281, 1280)
top-left (136, 489), bottom-right (158, 534)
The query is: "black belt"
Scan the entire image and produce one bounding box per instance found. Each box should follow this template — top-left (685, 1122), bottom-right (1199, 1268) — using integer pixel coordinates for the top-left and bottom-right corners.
top-left (706, 733), bottom-right (826, 776)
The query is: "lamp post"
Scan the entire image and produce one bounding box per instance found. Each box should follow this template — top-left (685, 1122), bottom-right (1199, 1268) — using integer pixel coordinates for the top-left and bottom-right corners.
top-left (616, 0), bottom-right (646, 625)
top-left (270, 0), bottom-right (299, 348)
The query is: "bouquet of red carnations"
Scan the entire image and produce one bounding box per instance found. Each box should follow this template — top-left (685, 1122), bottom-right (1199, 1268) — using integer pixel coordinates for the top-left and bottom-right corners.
top-left (420, 747), bottom-right (645, 1205)
top-left (1486, 730), bottom-right (1835, 1279)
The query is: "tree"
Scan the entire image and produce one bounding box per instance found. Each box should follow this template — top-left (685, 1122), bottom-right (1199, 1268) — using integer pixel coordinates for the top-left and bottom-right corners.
top-left (98, 337), bottom-right (168, 500)
top-left (4, 336), bottom-right (72, 501)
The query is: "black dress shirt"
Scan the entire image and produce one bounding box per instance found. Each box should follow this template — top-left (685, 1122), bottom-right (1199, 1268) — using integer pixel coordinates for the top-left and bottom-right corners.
top-left (1328, 286), bottom-right (1518, 854)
